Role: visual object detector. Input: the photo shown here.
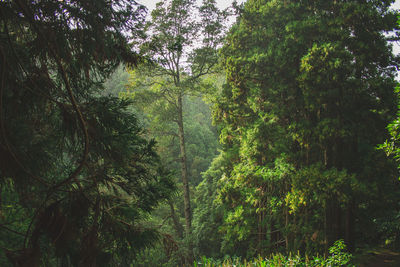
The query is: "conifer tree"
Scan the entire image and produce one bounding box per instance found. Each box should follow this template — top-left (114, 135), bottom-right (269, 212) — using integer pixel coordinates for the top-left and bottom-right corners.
top-left (215, 0), bottom-right (399, 255)
top-left (0, 1), bottom-right (173, 265)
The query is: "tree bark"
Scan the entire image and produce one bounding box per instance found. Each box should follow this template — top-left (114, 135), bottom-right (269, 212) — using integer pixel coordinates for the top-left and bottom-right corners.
top-left (177, 94), bottom-right (191, 233)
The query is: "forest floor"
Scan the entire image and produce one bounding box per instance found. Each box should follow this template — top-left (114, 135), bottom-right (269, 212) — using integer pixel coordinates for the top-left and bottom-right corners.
top-left (355, 248), bottom-right (400, 267)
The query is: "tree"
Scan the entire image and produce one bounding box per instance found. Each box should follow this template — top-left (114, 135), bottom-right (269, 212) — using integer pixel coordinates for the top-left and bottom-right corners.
top-left (0, 0), bottom-right (174, 265)
top-left (192, 152), bottom-right (227, 259)
top-left (132, 0), bottom-right (225, 261)
top-left (214, 0), bottom-right (399, 256)
top-left (120, 82), bottom-right (220, 264)
top-left (378, 15), bottom-right (400, 250)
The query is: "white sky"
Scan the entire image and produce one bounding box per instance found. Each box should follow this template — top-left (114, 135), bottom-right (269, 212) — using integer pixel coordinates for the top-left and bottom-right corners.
top-left (393, 0), bottom-right (400, 10)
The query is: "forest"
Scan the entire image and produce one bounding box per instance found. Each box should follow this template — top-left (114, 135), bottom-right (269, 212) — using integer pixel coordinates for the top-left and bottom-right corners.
top-left (1, 0), bottom-right (400, 266)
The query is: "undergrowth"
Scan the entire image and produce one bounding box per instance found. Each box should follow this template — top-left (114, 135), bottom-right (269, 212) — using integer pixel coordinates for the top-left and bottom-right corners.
top-left (194, 240), bottom-right (353, 267)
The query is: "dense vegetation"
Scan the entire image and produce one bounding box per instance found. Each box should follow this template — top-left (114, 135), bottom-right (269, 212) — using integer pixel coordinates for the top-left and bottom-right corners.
top-left (213, 0), bottom-right (399, 257)
top-left (0, 1), bottom-right (174, 266)
top-left (1, 0), bottom-right (400, 266)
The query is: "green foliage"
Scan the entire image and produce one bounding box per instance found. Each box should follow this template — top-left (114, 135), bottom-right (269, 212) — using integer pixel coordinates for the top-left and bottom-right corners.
top-left (124, 69), bottom-right (220, 185)
top-left (194, 240), bottom-right (353, 266)
top-left (127, 0), bottom-right (226, 262)
top-left (326, 240), bottom-right (352, 266)
top-left (4, 0), bottom-right (399, 264)
top-left (0, 0), bottom-right (174, 265)
top-left (193, 153), bottom-right (227, 258)
top-left (380, 86), bottom-right (400, 173)
top-left (209, 0), bottom-right (400, 257)
top-left (125, 71), bottom-right (220, 264)
top-left (286, 165), bottom-right (356, 214)
top-left (103, 65), bottom-right (131, 97)
top-left (377, 16), bottom-right (400, 249)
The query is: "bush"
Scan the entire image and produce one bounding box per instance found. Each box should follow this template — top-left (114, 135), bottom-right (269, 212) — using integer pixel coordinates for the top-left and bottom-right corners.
top-left (194, 240), bottom-right (353, 266)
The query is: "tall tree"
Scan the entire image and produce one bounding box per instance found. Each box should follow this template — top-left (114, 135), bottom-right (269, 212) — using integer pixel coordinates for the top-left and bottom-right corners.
top-left (0, 0), bottom-right (174, 265)
top-left (214, 0), bottom-right (399, 256)
top-left (121, 79), bottom-right (220, 264)
top-left (135, 0), bottom-right (225, 260)
top-left (379, 16), bottom-right (400, 250)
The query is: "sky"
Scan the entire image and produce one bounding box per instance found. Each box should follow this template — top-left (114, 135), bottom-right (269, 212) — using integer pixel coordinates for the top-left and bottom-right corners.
top-left (393, 0), bottom-right (400, 10)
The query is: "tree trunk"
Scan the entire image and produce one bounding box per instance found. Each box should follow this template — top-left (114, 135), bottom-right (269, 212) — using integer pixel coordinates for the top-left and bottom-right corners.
top-left (169, 200), bottom-right (184, 239)
top-left (176, 94), bottom-right (193, 263)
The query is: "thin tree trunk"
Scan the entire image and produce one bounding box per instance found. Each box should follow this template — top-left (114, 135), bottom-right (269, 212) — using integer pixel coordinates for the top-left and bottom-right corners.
top-left (177, 94), bottom-right (191, 233)
top-left (176, 93), bottom-right (193, 263)
top-left (169, 200), bottom-right (184, 239)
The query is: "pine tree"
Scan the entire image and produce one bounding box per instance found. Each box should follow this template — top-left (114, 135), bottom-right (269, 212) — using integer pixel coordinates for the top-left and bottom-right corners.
top-left (0, 1), bottom-right (173, 265)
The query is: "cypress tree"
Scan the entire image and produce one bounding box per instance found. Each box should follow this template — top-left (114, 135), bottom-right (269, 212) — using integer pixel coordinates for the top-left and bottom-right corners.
top-left (216, 0), bottom-right (399, 255)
